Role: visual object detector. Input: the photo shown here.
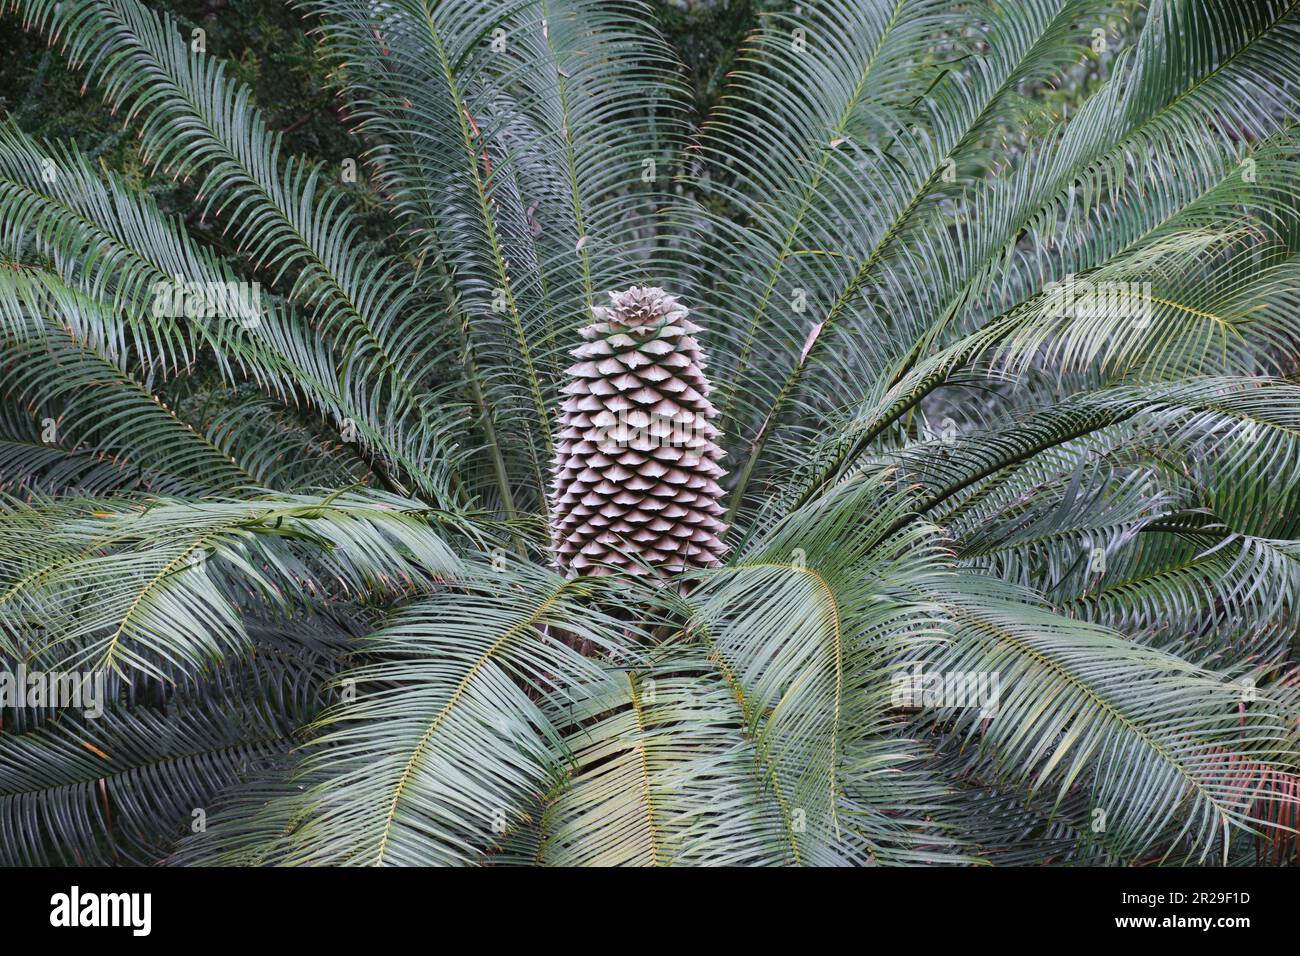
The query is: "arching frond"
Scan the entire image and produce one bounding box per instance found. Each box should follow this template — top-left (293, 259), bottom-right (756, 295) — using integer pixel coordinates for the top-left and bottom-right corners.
top-left (0, 648), bottom-right (328, 865)
top-left (910, 574), bottom-right (1296, 863)
top-left (0, 492), bottom-right (462, 679)
top-left (295, 0), bottom-right (690, 515)
top-left (267, 561), bottom-right (628, 865)
top-left (12, 0), bottom-right (468, 507)
top-left (535, 657), bottom-right (797, 867)
top-left (681, 475), bottom-right (955, 864)
top-left (0, 121), bottom-right (450, 498)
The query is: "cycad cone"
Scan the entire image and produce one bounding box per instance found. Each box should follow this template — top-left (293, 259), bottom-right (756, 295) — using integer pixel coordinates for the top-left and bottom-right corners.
top-left (550, 287), bottom-right (728, 576)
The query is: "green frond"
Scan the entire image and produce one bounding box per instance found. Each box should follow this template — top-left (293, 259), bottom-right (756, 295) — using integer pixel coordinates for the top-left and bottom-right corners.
top-left (13, 0), bottom-right (469, 508)
top-left (0, 273), bottom-right (261, 495)
top-left (912, 574), bottom-right (1296, 863)
top-left (0, 492), bottom-right (461, 679)
top-left (681, 474), bottom-right (955, 864)
top-left (0, 121), bottom-right (455, 499)
top-left (294, 0), bottom-right (690, 514)
top-left (536, 658), bottom-right (795, 866)
top-left (0, 648), bottom-right (327, 865)
top-left (265, 561), bottom-right (627, 865)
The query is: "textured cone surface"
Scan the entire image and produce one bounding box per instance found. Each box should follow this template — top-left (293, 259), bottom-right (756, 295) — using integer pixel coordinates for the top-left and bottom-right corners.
top-left (550, 287), bottom-right (728, 576)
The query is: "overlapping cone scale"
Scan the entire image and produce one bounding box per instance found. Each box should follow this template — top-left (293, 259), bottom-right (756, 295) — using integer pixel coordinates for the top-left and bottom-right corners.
top-left (549, 287), bottom-right (729, 576)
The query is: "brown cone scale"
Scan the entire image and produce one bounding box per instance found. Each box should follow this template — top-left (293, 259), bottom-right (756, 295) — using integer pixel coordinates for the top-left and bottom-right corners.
top-left (549, 287), bottom-right (729, 576)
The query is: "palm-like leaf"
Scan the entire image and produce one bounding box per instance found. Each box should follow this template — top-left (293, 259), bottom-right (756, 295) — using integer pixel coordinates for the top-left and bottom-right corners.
top-left (0, 645), bottom-right (331, 865)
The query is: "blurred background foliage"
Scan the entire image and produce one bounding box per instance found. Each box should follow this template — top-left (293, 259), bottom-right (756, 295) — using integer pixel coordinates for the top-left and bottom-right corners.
top-left (1, 1), bottom-right (354, 201)
top-left (0, 0), bottom-right (1138, 239)
top-left (0, 0), bottom-right (782, 217)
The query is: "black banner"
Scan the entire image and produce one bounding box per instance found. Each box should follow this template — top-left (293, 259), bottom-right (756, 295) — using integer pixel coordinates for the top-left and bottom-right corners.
top-left (4, 865), bottom-right (1284, 943)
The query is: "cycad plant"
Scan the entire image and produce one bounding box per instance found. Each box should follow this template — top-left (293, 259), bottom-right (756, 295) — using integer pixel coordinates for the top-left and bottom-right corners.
top-left (0, 0), bottom-right (1298, 866)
